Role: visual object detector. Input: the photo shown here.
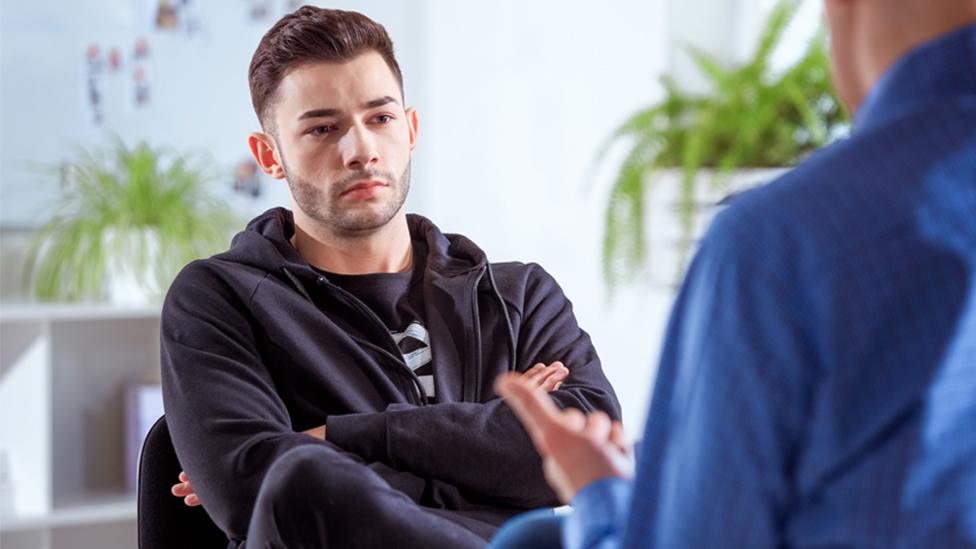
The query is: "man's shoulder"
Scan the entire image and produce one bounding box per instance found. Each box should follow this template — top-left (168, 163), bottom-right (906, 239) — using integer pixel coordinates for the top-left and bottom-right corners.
top-left (489, 261), bottom-right (558, 288)
top-left (171, 254), bottom-right (266, 288)
top-left (164, 256), bottom-right (268, 315)
top-left (712, 100), bottom-right (976, 275)
top-left (486, 261), bottom-right (569, 311)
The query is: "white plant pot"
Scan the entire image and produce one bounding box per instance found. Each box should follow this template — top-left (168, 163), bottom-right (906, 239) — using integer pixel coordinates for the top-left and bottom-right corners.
top-left (641, 167), bottom-right (788, 284)
top-left (103, 228), bottom-right (162, 306)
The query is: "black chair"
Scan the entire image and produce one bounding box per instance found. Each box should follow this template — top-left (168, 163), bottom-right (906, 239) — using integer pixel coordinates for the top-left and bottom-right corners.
top-left (138, 416), bottom-right (229, 548)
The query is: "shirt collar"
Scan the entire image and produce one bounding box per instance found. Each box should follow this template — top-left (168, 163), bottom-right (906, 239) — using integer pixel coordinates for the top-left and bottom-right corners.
top-left (854, 22), bottom-right (976, 133)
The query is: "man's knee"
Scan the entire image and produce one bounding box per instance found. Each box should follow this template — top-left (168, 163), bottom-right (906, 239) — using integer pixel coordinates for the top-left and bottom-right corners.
top-left (260, 445), bottom-right (346, 505)
top-left (255, 444), bottom-right (386, 517)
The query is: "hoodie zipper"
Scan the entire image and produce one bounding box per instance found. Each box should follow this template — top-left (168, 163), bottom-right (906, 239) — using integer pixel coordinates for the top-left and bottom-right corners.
top-left (282, 259), bottom-right (517, 405)
top-left (324, 281), bottom-right (430, 406)
top-left (283, 268), bottom-right (428, 405)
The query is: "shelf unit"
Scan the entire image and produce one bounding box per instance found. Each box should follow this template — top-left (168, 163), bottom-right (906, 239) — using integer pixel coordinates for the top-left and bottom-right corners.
top-left (0, 304), bottom-right (162, 549)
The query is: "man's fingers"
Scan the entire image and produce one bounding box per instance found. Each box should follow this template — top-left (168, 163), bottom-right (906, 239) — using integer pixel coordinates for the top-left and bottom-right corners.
top-left (522, 362), bottom-right (568, 390)
top-left (540, 375), bottom-right (559, 392)
top-left (523, 363), bottom-right (547, 384)
top-left (171, 481), bottom-right (193, 497)
top-left (495, 373), bottom-right (565, 450)
top-left (539, 363), bottom-right (569, 392)
top-left (497, 373), bottom-right (563, 424)
top-left (173, 470), bottom-right (201, 507)
top-left (583, 410), bottom-right (613, 442)
top-left (562, 407), bottom-right (587, 430)
top-left (610, 420), bottom-right (628, 453)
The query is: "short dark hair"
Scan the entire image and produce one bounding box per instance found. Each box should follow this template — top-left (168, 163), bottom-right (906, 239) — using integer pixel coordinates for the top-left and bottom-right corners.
top-left (248, 6), bottom-right (404, 131)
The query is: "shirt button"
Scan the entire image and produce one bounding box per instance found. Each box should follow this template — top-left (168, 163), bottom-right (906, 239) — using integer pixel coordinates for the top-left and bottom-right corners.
top-left (316, 276), bottom-right (327, 286)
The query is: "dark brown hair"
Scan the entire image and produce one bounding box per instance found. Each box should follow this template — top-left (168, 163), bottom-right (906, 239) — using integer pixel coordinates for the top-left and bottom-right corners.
top-left (248, 6), bottom-right (403, 131)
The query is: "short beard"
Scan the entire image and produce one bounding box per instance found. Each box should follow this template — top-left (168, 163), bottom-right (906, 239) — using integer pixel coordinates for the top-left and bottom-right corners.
top-left (284, 158), bottom-right (411, 236)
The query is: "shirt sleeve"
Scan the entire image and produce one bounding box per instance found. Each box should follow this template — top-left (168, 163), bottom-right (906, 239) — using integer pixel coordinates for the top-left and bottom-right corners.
top-left (564, 478), bottom-right (633, 549)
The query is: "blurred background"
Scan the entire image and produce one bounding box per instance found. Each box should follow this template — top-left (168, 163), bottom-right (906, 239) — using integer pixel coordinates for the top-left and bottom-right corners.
top-left (0, 0), bottom-right (840, 546)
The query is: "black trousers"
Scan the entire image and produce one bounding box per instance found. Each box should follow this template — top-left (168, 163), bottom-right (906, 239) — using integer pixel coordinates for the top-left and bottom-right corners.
top-left (244, 444), bottom-right (502, 548)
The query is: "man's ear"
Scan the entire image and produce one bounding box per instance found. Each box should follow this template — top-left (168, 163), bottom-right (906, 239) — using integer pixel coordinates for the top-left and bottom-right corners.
top-left (248, 132), bottom-right (286, 179)
top-left (405, 107), bottom-right (419, 154)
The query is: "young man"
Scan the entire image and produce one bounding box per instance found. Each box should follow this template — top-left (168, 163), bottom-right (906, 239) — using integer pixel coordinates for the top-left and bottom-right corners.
top-left (493, 0), bottom-right (976, 547)
top-left (160, 7), bottom-right (620, 548)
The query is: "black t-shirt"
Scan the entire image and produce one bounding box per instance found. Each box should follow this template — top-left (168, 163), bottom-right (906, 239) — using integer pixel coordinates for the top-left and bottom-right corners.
top-left (316, 245), bottom-right (435, 401)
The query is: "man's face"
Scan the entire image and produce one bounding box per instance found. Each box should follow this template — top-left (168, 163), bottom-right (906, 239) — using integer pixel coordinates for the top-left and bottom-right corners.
top-left (267, 51), bottom-right (417, 235)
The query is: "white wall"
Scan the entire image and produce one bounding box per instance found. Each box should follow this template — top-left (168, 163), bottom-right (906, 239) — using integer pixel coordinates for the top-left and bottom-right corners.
top-left (415, 0), bottom-right (671, 429)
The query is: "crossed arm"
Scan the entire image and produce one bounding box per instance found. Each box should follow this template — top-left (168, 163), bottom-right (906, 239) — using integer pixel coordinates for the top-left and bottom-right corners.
top-left (171, 361), bottom-right (572, 507)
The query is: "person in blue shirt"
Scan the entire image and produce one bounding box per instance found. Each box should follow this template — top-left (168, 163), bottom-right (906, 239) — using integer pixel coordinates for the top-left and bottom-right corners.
top-left (490, 0), bottom-right (976, 547)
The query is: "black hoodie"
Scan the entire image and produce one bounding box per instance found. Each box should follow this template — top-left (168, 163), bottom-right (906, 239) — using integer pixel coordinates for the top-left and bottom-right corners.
top-left (161, 208), bottom-right (621, 542)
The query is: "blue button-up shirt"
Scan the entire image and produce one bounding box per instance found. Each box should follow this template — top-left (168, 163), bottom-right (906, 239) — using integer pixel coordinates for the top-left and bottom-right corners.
top-left (569, 24), bottom-right (976, 548)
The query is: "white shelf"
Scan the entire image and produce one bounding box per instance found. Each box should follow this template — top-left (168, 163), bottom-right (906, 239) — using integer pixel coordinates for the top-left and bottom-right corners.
top-left (0, 303), bottom-right (160, 323)
top-left (0, 495), bottom-right (136, 533)
top-left (0, 307), bottom-right (161, 522)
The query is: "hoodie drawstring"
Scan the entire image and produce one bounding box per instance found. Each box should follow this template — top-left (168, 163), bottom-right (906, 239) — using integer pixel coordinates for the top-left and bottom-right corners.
top-left (485, 264), bottom-right (518, 373)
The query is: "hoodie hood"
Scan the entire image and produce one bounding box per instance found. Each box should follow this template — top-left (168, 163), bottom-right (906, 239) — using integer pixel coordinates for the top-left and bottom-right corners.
top-left (217, 207), bottom-right (488, 284)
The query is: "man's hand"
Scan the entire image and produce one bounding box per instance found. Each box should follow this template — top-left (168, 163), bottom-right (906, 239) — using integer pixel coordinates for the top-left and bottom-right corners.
top-left (523, 361), bottom-right (570, 392)
top-left (170, 471), bottom-right (201, 507)
top-left (170, 424), bottom-right (327, 507)
top-left (495, 372), bottom-right (633, 503)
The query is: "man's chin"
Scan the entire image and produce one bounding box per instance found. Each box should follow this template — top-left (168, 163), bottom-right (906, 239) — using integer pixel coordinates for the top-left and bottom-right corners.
top-left (329, 210), bottom-right (400, 234)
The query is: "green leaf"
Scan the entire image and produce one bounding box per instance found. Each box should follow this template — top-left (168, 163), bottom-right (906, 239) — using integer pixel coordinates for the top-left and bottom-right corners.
top-left (24, 138), bottom-right (243, 302)
top-left (591, 0), bottom-right (849, 290)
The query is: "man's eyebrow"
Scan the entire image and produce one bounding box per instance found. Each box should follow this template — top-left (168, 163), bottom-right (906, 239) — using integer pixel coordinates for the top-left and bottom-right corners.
top-left (362, 96), bottom-right (399, 109)
top-left (298, 108), bottom-right (340, 121)
top-left (296, 97), bottom-right (399, 121)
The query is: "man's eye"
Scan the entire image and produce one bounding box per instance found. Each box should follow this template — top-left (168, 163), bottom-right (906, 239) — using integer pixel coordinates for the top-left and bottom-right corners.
top-left (374, 114), bottom-right (393, 124)
top-left (310, 125), bottom-right (334, 135)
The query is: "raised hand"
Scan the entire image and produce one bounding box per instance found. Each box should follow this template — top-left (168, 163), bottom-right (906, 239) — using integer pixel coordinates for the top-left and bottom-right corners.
top-left (495, 372), bottom-right (633, 503)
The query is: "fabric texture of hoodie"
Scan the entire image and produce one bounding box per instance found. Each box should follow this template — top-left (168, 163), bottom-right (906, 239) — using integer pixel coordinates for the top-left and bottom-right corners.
top-left (161, 207), bottom-right (621, 543)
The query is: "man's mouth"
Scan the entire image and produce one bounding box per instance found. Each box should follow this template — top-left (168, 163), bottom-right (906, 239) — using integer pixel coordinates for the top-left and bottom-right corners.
top-left (339, 180), bottom-right (388, 199)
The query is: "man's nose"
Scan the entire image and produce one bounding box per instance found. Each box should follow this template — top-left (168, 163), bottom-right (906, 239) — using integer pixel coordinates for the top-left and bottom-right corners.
top-left (338, 123), bottom-right (379, 171)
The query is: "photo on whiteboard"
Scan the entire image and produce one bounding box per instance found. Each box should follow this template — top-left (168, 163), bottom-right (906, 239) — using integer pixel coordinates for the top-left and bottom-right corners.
top-left (232, 158), bottom-right (263, 199)
top-left (83, 43), bottom-right (104, 126)
top-left (248, 0), bottom-right (273, 22)
top-left (152, 0), bottom-right (206, 38)
top-left (130, 37), bottom-right (152, 109)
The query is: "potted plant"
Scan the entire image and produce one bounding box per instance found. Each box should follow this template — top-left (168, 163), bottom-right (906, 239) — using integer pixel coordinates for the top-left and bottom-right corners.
top-left (597, 0), bottom-right (849, 288)
top-left (25, 139), bottom-right (240, 304)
